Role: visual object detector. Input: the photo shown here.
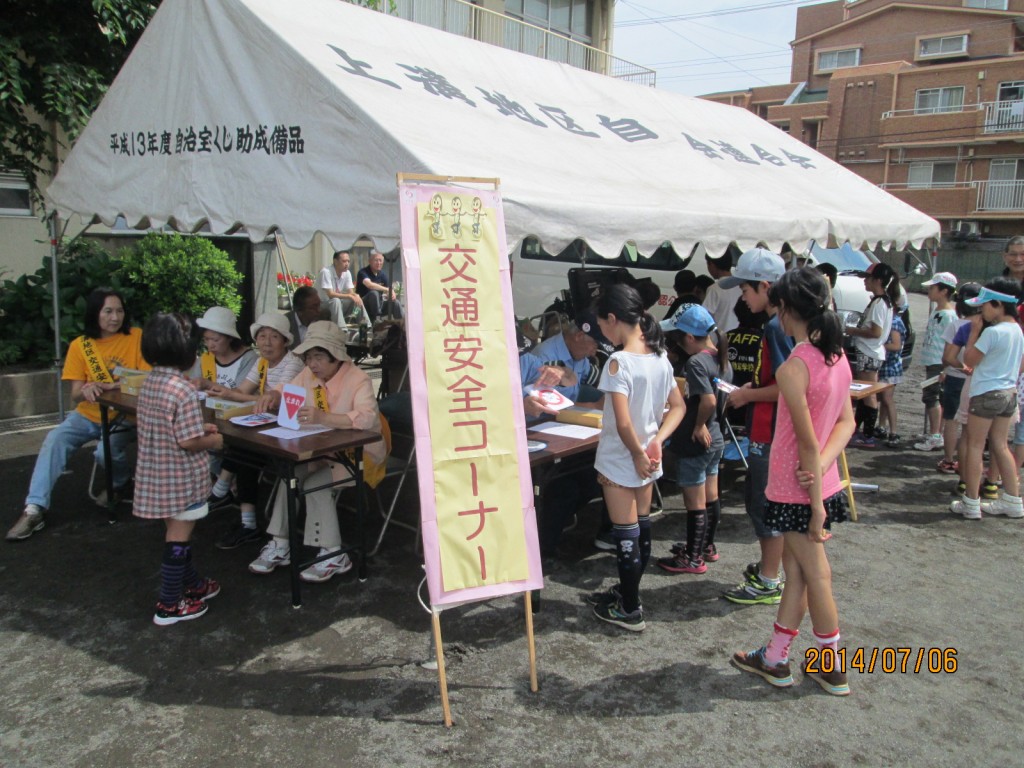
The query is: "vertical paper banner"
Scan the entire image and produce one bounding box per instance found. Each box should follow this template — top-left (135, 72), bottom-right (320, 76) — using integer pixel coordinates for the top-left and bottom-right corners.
top-left (398, 182), bottom-right (542, 607)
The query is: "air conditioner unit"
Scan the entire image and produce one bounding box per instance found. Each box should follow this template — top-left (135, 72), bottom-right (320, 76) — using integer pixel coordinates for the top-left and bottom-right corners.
top-left (950, 220), bottom-right (981, 241)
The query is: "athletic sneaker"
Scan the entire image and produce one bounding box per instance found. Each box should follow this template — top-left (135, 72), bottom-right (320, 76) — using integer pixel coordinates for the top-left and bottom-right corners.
top-left (936, 459), bottom-right (958, 475)
top-left (300, 548), bottom-right (353, 583)
top-left (730, 647), bottom-right (793, 687)
top-left (913, 434), bottom-right (944, 452)
top-left (872, 426), bottom-right (888, 440)
top-left (586, 584), bottom-right (622, 607)
top-left (593, 531), bottom-right (616, 552)
top-left (744, 561), bottom-right (762, 582)
top-left (950, 497), bottom-right (982, 520)
top-left (952, 481), bottom-right (967, 497)
top-left (153, 596), bottom-right (208, 626)
top-left (249, 540), bottom-right (291, 574)
top-left (185, 577), bottom-right (221, 602)
top-left (847, 433), bottom-right (879, 449)
top-left (703, 544), bottom-right (719, 562)
top-left (802, 660), bottom-right (850, 696)
top-left (657, 554), bottom-right (707, 574)
top-left (215, 524), bottom-right (263, 550)
top-left (592, 599), bottom-right (646, 632)
top-left (886, 434), bottom-right (901, 448)
top-left (207, 491), bottom-right (236, 512)
top-left (981, 481), bottom-right (1000, 500)
top-left (6, 506), bottom-right (45, 541)
top-left (723, 576), bottom-right (783, 605)
top-left (981, 494), bottom-right (1024, 519)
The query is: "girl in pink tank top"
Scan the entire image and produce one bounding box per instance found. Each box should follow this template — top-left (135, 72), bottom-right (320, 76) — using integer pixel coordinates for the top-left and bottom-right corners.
top-left (731, 267), bottom-right (856, 696)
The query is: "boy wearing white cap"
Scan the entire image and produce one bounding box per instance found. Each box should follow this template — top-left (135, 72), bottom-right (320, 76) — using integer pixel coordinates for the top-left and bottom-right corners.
top-left (718, 248), bottom-right (792, 606)
top-left (914, 272), bottom-right (958, 453)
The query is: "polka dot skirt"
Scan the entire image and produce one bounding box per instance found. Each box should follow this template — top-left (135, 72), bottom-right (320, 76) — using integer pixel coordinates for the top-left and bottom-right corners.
top-left (764, 490), bottom-right (848, 534)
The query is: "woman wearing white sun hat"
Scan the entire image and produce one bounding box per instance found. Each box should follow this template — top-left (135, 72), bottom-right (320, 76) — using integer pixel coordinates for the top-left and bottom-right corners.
top-left (190, 306), bottom-right (258, 391)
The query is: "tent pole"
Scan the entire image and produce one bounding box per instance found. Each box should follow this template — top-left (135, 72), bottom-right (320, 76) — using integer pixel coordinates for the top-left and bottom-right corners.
top-left (49, 213), bottom-right (66, 420)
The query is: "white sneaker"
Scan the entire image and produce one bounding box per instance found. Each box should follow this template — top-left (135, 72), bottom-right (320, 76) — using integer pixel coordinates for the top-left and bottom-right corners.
top-left (981, 494), bottom-right (1024, 519)
top-left (248, 540), bottom-right (290, 574)
top-left (950, 497), bottom-right (982, 520)
top-left (913, 434), bottom-right (944, 452)
top-left (6, 505), bottom-right (45, 541)
top-left (300, 548), bottom-right (353, 583)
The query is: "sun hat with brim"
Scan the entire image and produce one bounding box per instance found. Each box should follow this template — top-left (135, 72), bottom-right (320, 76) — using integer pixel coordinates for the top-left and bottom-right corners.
top-left (196, 306), bottom-right (241, 339)
top-left (292, 320), bottom-right (351, 362)
top-left (965, 287), bottom-right (1020, 306)
top-left (921, 271), bottom-right (958, 289)
top-left (663, 304), bottom-right (717, 337)
top-left (719, 248), bottom-right (786, 289)
top-left (249, 312), bottom-right (294, 346)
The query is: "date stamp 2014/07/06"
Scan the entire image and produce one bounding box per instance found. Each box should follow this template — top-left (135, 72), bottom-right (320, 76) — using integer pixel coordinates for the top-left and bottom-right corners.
top-left (805, 647), bottom-right (958, 675)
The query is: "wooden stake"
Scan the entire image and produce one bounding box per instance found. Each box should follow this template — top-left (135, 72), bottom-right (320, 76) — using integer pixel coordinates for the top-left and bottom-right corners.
top-left (396, 172), bottom-right (500, 189)
top-left (525, 592), bottom-right (538, 692)
top-left (432, 610), bottom-right (453, 727)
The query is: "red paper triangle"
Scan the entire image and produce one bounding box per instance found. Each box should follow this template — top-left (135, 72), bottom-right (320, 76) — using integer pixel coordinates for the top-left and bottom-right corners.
top-left (284, 392), bottom-right (304, 419)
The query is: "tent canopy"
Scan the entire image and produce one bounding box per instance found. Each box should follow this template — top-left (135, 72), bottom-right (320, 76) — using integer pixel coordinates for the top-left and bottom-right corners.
top-left (47, 0), bottom-right (940, 257)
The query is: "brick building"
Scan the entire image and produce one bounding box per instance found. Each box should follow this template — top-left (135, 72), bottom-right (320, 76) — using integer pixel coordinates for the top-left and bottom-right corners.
top-left (701, 0), bottom-right (1024, 243)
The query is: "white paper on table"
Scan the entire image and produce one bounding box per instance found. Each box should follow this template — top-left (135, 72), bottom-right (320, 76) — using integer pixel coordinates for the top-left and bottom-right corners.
top-left (528, 422), bottom-right (601, 440)
top-left (278, 383), bottom-right (306, 428)
top-left (849, 382), bottom-right (872, 391)
top-left (260, 424), bottom-right (333, 439)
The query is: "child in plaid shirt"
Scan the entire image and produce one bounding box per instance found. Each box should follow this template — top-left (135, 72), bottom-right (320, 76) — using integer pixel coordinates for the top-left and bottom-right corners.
top-left (135, 314), bottom-right (224, 626)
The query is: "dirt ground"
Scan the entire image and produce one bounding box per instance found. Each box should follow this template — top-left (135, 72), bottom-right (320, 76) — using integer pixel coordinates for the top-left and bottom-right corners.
top-left (2, 291), bottom-right (1022, 768)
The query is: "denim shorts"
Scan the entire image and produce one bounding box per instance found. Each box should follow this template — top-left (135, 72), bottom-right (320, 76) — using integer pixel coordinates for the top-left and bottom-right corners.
top-left (940, 376), bottom-right (965, 421)
top-left (969, 389), bottom-right (1017, 419)
top-left (676, 448), bottom-right (724, 488)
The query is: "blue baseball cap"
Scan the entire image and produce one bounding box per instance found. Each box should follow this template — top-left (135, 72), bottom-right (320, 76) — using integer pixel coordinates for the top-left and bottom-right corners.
top-left (660, 304), bottom-right (717, 336)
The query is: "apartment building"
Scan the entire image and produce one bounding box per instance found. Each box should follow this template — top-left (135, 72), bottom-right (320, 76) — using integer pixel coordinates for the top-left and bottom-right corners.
top-left (2, 0), bottom-right (636, 280)
top-left (701, 0), bottom-right (1024, 243)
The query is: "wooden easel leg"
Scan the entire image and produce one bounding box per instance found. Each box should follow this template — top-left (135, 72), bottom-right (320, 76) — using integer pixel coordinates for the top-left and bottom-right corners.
top-left (840, 449), bottom-right (858, 521)
top-left (431, 610), bottom-right (453, 727)
top-left (525, 592), bottom-right (538, 692)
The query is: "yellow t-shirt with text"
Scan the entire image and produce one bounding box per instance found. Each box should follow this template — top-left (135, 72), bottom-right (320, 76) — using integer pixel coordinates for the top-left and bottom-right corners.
top-left (63, 327), bottom-right (150, 423)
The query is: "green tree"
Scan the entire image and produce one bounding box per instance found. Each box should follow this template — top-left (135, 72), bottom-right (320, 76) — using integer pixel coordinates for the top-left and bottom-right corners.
top-left (0, 1), bottom-right (158, 203)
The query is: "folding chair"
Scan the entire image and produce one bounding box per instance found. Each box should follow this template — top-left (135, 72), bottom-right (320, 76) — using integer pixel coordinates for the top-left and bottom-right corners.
top-left (367, 409), bottom-right (419, 556)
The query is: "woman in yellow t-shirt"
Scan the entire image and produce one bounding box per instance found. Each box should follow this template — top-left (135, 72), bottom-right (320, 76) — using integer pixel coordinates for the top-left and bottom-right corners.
top-left (7, 288), bottom-right (149, 542)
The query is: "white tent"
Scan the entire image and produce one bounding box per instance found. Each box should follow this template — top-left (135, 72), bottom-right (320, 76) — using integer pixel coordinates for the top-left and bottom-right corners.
top-left (47, 0), bottom-right (940, 257)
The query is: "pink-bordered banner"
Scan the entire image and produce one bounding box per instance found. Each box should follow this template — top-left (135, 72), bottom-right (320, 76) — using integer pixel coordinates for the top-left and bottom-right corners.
top-left (398, 180), bottom-right (542, 608)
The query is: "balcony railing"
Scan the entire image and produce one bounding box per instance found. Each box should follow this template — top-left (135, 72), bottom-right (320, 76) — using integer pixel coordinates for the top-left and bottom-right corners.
top-left (976, 180), bottom-right (1024, 211)
top-left (379, 0), bottom-right (656, 85)
top-left (881, 99), bottom-right (1024, 135)
top-left (878, 180), bottom-right (1024, 212)
top-left (982, 100), bottom-right (1024, 134)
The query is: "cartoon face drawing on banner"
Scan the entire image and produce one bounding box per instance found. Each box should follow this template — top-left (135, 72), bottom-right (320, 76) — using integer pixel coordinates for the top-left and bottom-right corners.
top-left (471, 196), bottom-right (485, 239)
top-left (426, 193), bottom-right (444, 240)
top-left (449, 196), bottom-right (463, 237)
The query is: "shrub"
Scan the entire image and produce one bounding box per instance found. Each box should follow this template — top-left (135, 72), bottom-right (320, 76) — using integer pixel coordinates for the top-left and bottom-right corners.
top-left (0, 238), bottom-right (127, 366)
top-left (116, 233), bottom-right (242, 321)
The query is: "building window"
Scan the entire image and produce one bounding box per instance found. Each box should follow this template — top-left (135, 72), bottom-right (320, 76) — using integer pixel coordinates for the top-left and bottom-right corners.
top-left (915, 86), bottom-right (965, 114)
top-left (964, 1), bottom-right (1007, 9)
top-left (816, 48), bottom-right (861, 71)
top-left (506, 0), bottom-right (593, 43)
top-left (919, 34), bottom-right (968, 58)
top-left (0, 173), bottom-right (33, 216)
top-left (907, 162), bottom-right (957, 188)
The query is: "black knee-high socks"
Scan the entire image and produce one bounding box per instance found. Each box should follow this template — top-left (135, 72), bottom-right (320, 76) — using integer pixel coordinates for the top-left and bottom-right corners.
top-left (613, 522), bottom-right (642, 613)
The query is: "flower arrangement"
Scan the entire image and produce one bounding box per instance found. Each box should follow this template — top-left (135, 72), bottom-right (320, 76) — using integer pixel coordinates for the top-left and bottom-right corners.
top-left (276, 271), bottom-right (315, 297)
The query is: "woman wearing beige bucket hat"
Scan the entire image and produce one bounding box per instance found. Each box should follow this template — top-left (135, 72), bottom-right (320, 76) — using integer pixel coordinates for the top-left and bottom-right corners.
top-left (249, 321), bottom-right (386, 582)
top-left (205, 312), bottom-right (305, 549)
top-left (190, 306), bottom-right (258, 390)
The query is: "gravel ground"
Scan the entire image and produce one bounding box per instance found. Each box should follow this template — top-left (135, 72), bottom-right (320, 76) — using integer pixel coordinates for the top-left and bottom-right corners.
top-left (2, 291), bottom-right (1022, 768)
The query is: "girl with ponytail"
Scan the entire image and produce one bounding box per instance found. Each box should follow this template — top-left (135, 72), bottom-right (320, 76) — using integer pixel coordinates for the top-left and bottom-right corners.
top-left (845, 262), bottom-right (898, 447)
top-left (588, 284), bottom-right (684, 632)
top-left (732, 267), bottom-right (856, 695)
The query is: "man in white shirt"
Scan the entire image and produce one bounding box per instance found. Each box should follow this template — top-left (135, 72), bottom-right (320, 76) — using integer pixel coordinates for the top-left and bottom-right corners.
top-left (317, 250), bottom-right (366, 326)
top-left (702, 246), bottom-right (743, 380)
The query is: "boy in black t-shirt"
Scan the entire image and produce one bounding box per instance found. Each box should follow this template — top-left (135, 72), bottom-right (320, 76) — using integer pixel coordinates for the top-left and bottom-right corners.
top-left (656, 305), bottom-right (725, 574)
